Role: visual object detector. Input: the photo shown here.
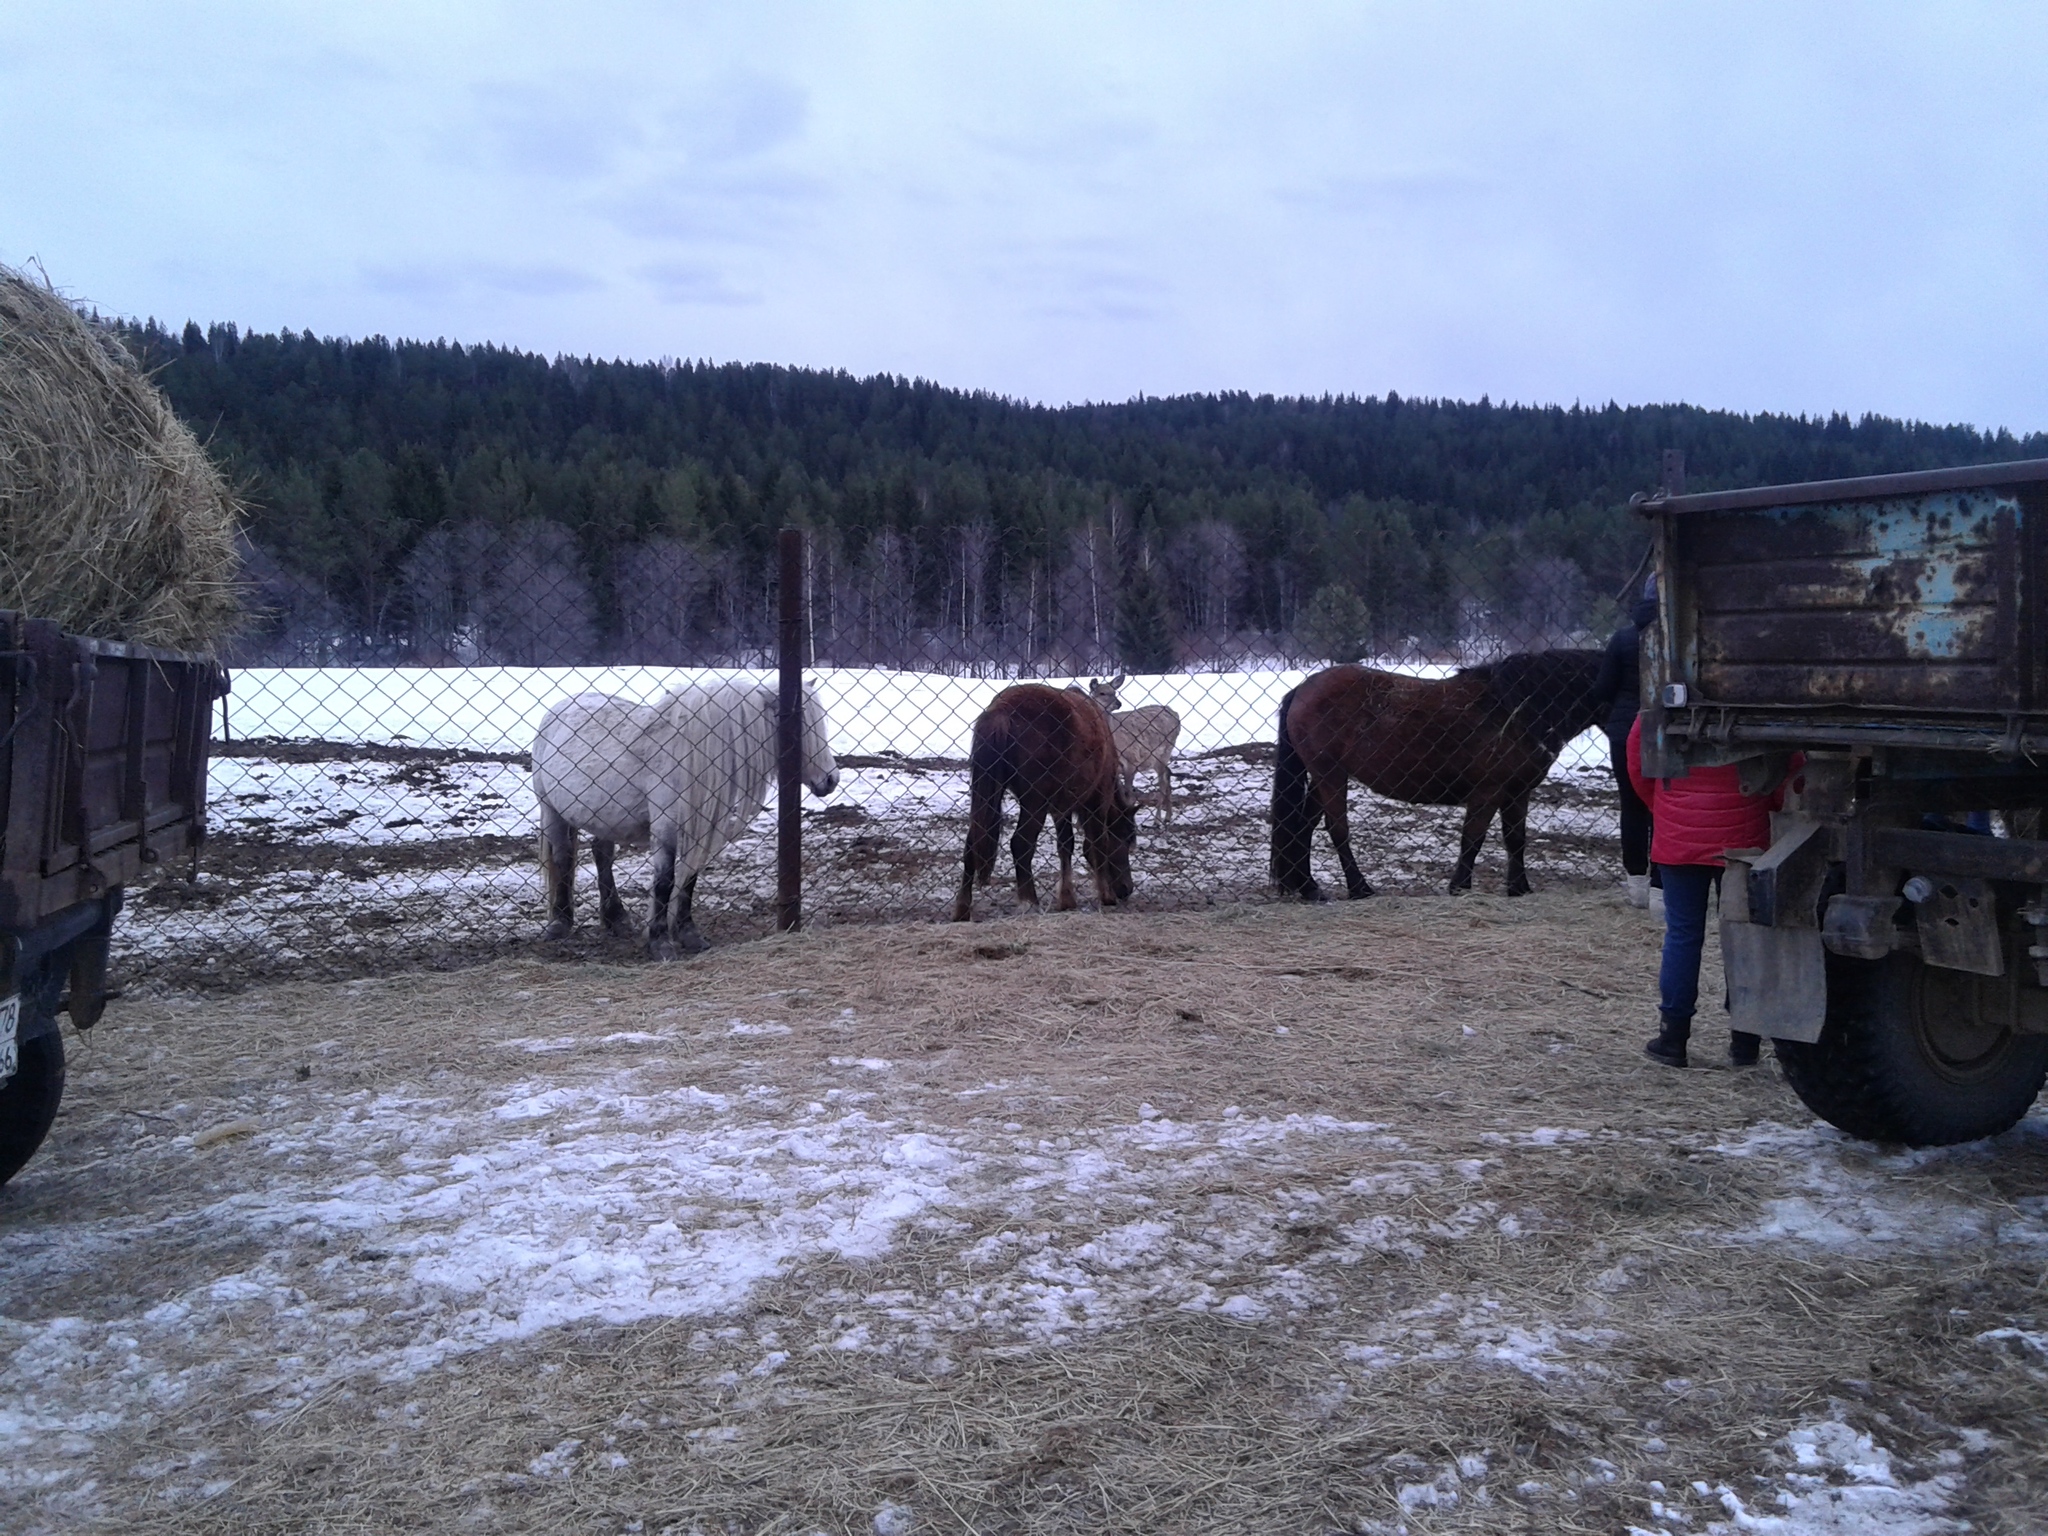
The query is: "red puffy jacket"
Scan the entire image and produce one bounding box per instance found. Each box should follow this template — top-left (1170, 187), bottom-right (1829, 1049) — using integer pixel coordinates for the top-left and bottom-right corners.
top-left (1625, 715), bottom-right (1786, 868)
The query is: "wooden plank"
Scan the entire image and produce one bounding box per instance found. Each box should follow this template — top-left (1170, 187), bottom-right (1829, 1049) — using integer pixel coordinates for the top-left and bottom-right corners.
top-left (1696, 607), bottom-right (2001, 666)
top-left (1682, 493), bottom-right (2006, 566)
top-left (1695, 660), bottom-right (2010, 709)
top-left (1693, 552), bottom-right (2002, 613)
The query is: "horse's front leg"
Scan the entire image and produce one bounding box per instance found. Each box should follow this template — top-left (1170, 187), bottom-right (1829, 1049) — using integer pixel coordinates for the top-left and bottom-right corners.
top-left (1054, 814), bottom-right (1078, 911)
top-left (646, 831), bottom-right (678, 958)
top-left (593, 837), bottom-right (630, 935)
top-left (1011, 808), bottom-right (1046, 908)
top-left (539, 806), bottom-right (576, 939)
top-left (1157, 759), bottom-right (1173, 825)
top-left (672, 871), bottom-right (708, 952)
top-left (1449, 801), bottom-right (1497, 893)
top-left (1501, 794), bottom-right (1532, 896)
top-left (1316, 775), bottom-right (1374, 899)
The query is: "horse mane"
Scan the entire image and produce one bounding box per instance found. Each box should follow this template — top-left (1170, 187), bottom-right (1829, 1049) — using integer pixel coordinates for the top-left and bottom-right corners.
top-left (1460, 648), bottom-right (1604, 754)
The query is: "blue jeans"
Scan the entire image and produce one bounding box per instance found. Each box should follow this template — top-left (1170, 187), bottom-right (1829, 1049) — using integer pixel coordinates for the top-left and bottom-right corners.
top-left (1657, 864), bottom-right (1723, 1033)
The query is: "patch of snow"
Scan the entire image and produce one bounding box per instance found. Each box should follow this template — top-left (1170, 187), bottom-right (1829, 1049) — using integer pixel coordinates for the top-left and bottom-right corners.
top-left (526, 1438), bottom-right (581, 1478)
top-left (1715, 1116), bottom-right (2048, 1255)
top-left (1699, 1419), bottom-right (1963, 1535)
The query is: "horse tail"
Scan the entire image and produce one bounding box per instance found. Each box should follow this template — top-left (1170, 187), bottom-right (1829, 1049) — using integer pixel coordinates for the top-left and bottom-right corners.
top-left (963, 712), bottom-right (1010, 889)
top-left (1269, 684), bottom-right (1320, 896)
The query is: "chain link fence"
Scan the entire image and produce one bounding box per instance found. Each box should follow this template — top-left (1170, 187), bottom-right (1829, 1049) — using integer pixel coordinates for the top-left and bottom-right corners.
top-left (119, 531), bottom-right (1645, 987)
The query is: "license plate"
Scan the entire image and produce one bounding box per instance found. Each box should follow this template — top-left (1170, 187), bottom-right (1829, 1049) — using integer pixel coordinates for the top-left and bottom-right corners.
top-left (0, 994), bottom-right (17, 1085)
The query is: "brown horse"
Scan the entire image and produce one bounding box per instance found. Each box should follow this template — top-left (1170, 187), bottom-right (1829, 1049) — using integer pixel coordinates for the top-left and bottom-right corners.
top-left (1270, 649), bottom-right (1605, 900)
top-left (953, 684), bottom-right (1138, 921)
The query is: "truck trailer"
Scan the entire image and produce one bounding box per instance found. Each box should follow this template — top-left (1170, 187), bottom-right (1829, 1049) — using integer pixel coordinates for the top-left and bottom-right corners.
top-left (1637, 455), bottom-right (2048, 1145)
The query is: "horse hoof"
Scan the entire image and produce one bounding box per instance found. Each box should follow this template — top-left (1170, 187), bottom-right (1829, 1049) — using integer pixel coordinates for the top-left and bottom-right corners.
top-left (678, 925), bottom-right (709, 955)
top-left (1506, 882), bottom-right (1532, 898)
top-left (647, 936), bottom-right (676, 961)
top-left (1346, 885), bottom-right (1374, 900)
top-left (542, 918), bottom-right (571, 941)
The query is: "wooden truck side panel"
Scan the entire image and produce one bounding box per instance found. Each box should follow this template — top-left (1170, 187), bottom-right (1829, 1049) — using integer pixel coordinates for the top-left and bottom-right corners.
top-left (1674, 489), bottom-right (2018, 708)
top-left (0, 612), bottom-right (220, 929)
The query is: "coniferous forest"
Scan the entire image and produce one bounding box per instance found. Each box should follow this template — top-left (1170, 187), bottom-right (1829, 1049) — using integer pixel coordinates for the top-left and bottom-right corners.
top-left (125, 319), bottom-right (2048, 670)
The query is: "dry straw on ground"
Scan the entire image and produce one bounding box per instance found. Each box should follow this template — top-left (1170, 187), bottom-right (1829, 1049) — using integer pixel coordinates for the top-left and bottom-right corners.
top-left (16, 895), bottom-right (2048, 1533)
top-left (0, 264), bottom-right (240, 649)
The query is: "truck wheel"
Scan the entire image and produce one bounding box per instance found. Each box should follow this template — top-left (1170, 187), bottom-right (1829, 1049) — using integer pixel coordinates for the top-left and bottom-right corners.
top-left (0, 1031), bottom-right (65, 1186)
top-left (1777, 952), bottom-right (2048, 1147)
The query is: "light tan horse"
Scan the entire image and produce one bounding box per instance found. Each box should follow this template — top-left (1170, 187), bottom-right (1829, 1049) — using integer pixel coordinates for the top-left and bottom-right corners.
top-left (1086, 674), bottom-right (1182, 825)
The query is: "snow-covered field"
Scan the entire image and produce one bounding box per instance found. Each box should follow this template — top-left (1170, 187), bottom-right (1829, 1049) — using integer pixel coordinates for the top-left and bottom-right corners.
top-left (133, 664), bottom-right (1622, 982)
top-left (221, 662), bottom-right (1412, 759)
top-left (5, 895), bottom-right (2042, 1533)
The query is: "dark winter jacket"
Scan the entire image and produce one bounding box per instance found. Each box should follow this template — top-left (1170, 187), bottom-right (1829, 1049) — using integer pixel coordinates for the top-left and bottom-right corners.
top-left (1626, 715), bottom-right (1793, 867)
top-left (1589, 597), bottom-right (1658, 737)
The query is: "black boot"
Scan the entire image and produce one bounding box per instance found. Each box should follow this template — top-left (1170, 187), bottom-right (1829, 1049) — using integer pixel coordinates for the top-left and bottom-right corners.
top-left (1644, 1020), bottom-right (1689, 1068)
top-left (1729, 1031), bottom-right (1761, 1067)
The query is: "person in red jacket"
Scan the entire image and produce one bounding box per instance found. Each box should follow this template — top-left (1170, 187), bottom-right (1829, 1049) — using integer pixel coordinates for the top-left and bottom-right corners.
top-left (1625, 714), bottom-right (1789, 1068)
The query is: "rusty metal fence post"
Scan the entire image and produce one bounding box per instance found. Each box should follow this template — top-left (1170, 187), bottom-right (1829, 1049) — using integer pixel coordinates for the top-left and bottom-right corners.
top-left (776, 528), bottom-right (805, 932)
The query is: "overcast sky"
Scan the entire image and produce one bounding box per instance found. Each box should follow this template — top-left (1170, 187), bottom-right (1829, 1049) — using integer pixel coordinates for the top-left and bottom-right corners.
top-left (4, 2), bottom-right (2043, 430)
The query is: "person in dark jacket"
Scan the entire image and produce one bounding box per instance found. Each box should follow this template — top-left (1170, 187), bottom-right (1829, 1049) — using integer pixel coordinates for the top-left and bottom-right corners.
top-left (1625, 714), bottom-right (1792, 1068)
top-left (1590, 591), bottom-right (1659, 906)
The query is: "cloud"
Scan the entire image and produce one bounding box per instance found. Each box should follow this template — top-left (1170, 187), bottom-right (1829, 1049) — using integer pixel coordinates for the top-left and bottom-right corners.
top-left (597, 71), bottom-right (820, 248)
top-left (659, 70), bottom-right (808, 166)
top-left (469, 79), bottom-right (642, 179)
top-left (985, 243), bottom-right (1171, 324)
top-left (605, 166), bottom-right (826, 245)
top-left (1276, 169), bottom-right (1490, 215)
top-left (362, 261), bottom-right (603, 300)
top-left (638, 260), bottom-right (758, 308)
top-left (962, 112), bottom-right (1153, 171)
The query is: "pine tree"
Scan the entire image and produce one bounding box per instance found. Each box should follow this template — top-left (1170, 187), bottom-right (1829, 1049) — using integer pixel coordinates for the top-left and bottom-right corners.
top-left (1299, 582), bottom-right (1372, 663)
top-left (1115, 559), bottom-right (1177, 672)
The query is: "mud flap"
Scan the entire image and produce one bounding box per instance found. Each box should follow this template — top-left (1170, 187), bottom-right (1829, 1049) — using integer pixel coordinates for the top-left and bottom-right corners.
top-left (1720, 918), bottom-right (1826, 1042)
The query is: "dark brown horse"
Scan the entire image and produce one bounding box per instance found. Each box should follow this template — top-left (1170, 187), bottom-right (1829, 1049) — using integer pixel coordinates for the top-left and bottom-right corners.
top-left (953, 683), bottom-right (1138, 921)
top-left (1270, 649), bottom-right (1605, 900)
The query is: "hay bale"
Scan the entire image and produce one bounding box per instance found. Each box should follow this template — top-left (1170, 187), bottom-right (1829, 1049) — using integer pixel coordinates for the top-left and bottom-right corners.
top-left (0, 264), bottom-right (240, 650)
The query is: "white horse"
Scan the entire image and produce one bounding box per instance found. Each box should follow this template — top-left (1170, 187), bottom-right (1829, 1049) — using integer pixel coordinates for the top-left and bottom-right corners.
top-left (531, 679), bottom-right (839, 955)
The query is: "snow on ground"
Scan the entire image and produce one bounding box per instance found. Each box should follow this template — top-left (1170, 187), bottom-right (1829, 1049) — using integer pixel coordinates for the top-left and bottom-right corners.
top-left (1710, 1119), bottom-right (2048, 1256)
top-left (1682, 1417), bottom-right (1966, 1536)
top-left (5, 1036), bottom-right (2039, 1520)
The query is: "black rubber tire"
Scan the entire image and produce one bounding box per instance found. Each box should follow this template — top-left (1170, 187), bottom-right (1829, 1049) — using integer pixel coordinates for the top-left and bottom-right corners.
top-left (0, 1030), bottom-right (65, 1186)
top-left (1777, 951), bottom-right (2048, 1147)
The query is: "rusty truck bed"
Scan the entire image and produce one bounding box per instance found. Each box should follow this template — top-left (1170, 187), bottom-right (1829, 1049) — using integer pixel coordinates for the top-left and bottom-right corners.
top-left (1637, 457), bottom-right (2048, 764)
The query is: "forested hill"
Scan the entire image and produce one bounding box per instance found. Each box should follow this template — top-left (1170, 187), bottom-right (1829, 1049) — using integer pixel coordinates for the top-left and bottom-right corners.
top-left (125, 319), bottom-right (2045, 670)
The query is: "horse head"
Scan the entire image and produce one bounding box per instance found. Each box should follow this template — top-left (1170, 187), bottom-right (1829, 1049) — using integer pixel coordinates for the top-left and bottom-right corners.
top-left (1088, 783), bottom-right (1139, 905)
top-left (801, 684), bottom-right (840, 797)
top-left (1489, 649), bottom-right (1609, 755)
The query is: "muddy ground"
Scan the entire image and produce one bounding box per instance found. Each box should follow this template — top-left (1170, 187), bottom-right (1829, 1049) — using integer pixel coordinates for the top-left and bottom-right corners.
top-left (5, 891), bottom-right (2047, 1535)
